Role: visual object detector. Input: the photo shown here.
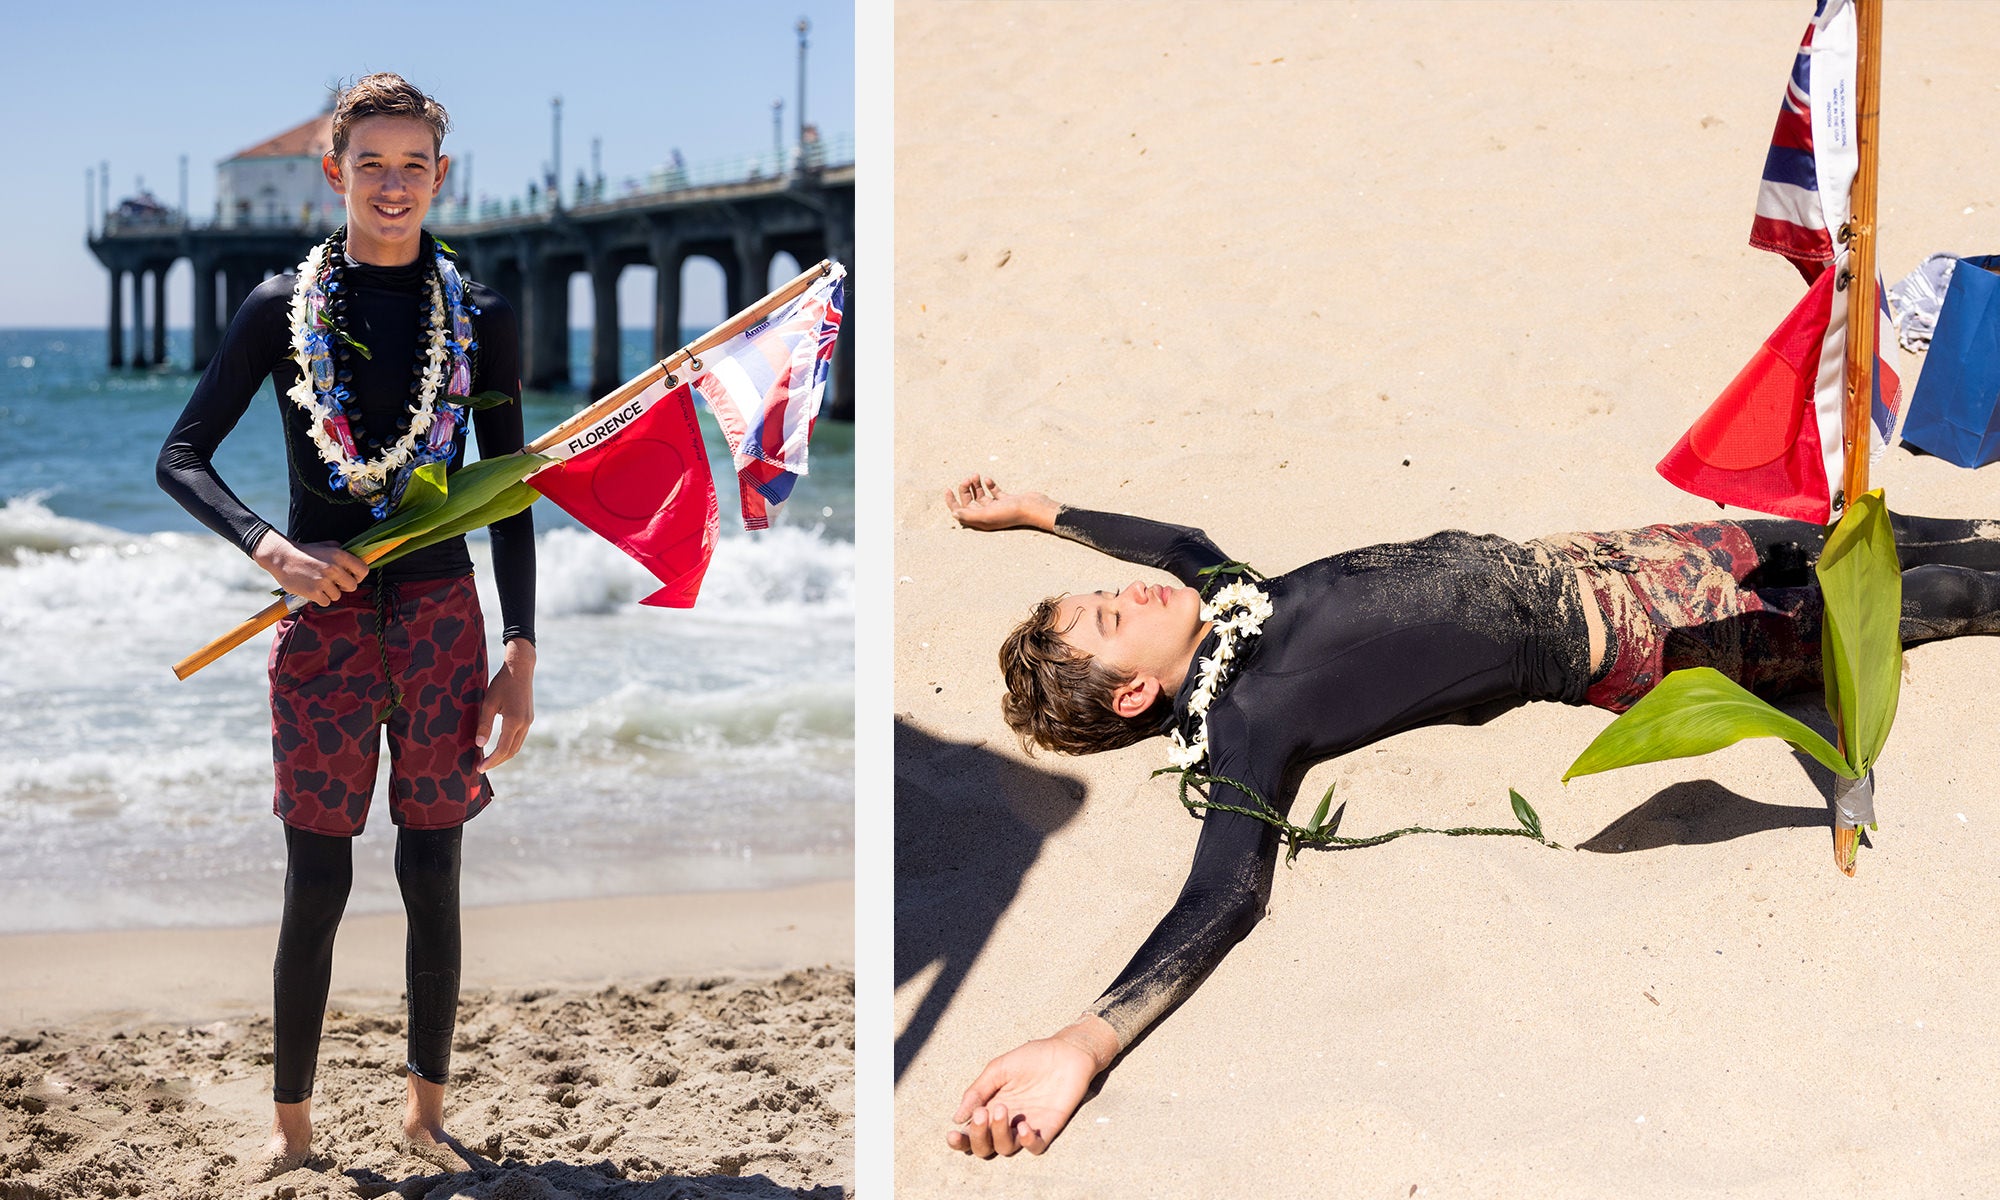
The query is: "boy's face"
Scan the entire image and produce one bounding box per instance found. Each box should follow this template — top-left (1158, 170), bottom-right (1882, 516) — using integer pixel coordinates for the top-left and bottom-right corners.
top-left (323, 115), bottom-right (448, 265)
top-left (1054, 581), bottom-right (1207, 688)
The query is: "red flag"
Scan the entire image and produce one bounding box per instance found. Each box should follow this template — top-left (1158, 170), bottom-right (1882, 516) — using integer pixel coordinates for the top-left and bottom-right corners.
top-left (529, 381), bottom-right (719, 608)
top-left (1662, 0), bottom-right (1905, 523)
top-left (1658, 269), bottom-right (1901, 523)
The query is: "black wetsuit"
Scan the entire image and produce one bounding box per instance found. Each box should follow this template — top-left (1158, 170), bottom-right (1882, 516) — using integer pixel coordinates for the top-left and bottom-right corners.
top-left (1054, 506), bottom-right (2000, 1047)
top-left (155, 243), bottom-right (530, 1101)
top-left (157, 249), bottom-right (535, 642)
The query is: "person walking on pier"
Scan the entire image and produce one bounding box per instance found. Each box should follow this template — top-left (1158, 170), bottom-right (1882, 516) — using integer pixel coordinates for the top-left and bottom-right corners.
top-left (157, 73), bottom-right (535, 1179)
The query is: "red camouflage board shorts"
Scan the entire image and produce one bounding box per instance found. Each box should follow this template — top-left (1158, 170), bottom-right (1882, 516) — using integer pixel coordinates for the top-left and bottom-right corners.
top-left (268, 574), bottom-right (491, 835)
top-left (1532, 521), bottom-right (1824, 714)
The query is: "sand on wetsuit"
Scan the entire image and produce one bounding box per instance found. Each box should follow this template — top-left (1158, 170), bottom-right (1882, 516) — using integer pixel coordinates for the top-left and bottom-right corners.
top-left (1032, 505), bottom-right (2000, 1048)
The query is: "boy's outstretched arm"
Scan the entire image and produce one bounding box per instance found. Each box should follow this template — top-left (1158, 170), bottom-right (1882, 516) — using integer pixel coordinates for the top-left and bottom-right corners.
top-left (944, 475), bottom-right (1060, 532)
top-left (943, 475), bottom-right (1229, 584)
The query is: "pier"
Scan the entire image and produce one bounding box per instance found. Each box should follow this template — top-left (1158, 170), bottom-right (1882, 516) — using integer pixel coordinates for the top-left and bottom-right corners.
top-left (85, 147), bottom-right (855, 418)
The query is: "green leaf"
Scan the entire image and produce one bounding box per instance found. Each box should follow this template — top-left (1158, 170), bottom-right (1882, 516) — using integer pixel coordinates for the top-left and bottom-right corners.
top-left (342, 453), bottom-right (551, 566)
top-left (333, 327), bottom-right (373, 360)
top-left (1817, 489), bottom-right (1903, 774)
top-left (1562, 667), bottom-right (1855, 782)
top-left (1508, 789), bottom-right (1543, 840)
top-left (342, 462), bottom-right (451, 556)
top-left (1306, 784), bottom-right (1336, 834)
top-left (384, 479), bottom-right (542, 561)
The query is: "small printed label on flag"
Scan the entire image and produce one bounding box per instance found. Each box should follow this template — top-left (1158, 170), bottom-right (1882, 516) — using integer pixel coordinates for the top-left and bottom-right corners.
top-left (547, 380), bottom-right (669, 462)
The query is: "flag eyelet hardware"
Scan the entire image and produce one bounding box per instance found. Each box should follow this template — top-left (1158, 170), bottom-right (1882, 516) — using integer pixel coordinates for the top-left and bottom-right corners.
top-left (1836, 269), bottom-right (1853, 291)
top-left (1837, 222), bottom-right (1853, 244)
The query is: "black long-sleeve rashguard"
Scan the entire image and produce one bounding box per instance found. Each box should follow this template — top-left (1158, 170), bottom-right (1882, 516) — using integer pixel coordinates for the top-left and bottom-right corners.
top-left (156, 251), bottom-right (535, 643)
top-left (1055, 505), bottom-right (2000, 1047)
top-left (1054, 506), bottom-right (1598, 1046)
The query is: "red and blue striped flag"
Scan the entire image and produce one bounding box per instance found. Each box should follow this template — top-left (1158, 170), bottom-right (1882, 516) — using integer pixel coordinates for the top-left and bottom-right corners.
top-left (692, 265), bottom-right (846, 530)
top-left (1748, 0), bottom-right (1855, 282)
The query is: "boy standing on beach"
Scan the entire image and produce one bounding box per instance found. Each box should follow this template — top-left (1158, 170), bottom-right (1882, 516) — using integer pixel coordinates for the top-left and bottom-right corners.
top-left (157, 73), bottom-right (535, 1176)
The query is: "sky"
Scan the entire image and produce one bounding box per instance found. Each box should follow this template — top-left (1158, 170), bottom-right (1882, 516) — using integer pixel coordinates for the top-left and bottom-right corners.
top-left (0, 0), bottom-right (855, 330)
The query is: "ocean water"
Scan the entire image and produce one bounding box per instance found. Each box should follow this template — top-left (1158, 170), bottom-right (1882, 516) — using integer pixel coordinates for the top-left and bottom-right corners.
top-left (0, 328), bottom-right (854, 933)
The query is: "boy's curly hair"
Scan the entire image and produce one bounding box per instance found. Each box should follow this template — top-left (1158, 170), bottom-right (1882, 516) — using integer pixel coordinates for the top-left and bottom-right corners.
top-left (331, 73), bottom-right (451, 159)
top-left (999, 594), bottom-right (1161, 755)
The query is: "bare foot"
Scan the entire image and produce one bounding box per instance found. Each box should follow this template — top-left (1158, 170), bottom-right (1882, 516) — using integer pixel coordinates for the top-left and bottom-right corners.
top-left (244, 1138), bottom-right (309, 1182)
top-left (245, 1100), bottom-right (314, 1182)
top-left (400, 1072), bottom-right (474, 1171)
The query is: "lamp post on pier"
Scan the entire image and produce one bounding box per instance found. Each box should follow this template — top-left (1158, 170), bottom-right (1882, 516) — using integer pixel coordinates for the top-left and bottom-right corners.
top-left (550, 95), bottom-right (563, 211)
top-left (795, 17), bottom-right (810, 149)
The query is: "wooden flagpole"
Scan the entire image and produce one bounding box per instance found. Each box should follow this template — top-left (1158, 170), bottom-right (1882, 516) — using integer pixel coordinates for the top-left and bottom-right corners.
top-left (1831, 0), bottom-right (1882, 876)
top-left (169, 537), bottom-right (414, 680)
top-left (171, 258), bottom-right (839, 680)
top-left (1840, 0), bottom-right (1883, 507)
top-left (528, 258), bottom-right (836, 456)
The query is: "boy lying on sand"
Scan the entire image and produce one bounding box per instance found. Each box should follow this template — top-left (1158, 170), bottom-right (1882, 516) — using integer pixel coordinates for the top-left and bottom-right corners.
top-left (941, 475), bottom-right (2000, 1158)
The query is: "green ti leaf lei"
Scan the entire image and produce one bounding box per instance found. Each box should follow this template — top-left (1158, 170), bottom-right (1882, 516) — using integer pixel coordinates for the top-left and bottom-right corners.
top-left (1161, 560), bottom-right (1562, 862)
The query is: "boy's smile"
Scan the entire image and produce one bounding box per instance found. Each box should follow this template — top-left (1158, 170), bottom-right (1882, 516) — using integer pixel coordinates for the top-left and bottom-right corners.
top-left (323, 115), bottom-right (448, 266)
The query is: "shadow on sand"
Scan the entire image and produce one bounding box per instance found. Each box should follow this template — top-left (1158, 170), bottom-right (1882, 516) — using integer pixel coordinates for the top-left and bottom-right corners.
top-left (340, 1158), bottom-right (841, 1198)
top-left (1577, 730), bottom-right (1852, 854)
top-left (1577, 779), bottom-right (1828, 853)
top-left (894, 717), bottom-right (1087, 1083)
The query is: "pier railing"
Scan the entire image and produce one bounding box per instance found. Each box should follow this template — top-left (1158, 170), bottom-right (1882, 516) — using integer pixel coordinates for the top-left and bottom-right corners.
top-left (95, 134), bottom-right (855, 238)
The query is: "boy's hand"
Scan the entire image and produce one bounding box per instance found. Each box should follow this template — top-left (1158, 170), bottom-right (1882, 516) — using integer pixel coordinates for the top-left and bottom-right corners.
top-left (944, 476), bottom-right (1060, 533)
top-left (476, 639), bottom-right (536, 772)
top-left (947, 1016), bottom-right (1117, 1158)
top-left (253, 530), bottom-right (368, 606)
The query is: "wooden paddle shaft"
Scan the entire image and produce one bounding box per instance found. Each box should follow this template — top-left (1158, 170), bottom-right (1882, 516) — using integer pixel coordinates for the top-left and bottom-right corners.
top-left (170, 536), bottom-right (411, 680)
top-left (170, 594), bottom-right (296, 681)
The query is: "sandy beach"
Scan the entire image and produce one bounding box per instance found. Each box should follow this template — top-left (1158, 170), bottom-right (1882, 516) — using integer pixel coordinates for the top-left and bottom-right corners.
top-left (0, 882), bottom-right (853, 1198)
top-left (893, 2), bottom-right (2000, 1197)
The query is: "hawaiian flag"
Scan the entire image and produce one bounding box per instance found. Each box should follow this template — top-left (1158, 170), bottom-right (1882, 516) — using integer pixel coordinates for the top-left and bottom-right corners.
top-left (1659, 0), bottom-right (1900, 524)
top-left (690, 265), bottom-right (845, 530)
top-left (1748, 0), bottom-right (1855, 282)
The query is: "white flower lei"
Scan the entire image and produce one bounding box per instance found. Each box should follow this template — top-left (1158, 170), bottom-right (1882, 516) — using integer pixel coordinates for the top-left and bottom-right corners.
top-left (1163, 578), bottom-right (1275, 771)
top-left (284, 234), bottom-right (473, 515)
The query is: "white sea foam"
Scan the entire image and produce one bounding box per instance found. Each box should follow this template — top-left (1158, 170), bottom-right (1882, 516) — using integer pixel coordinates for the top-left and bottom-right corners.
top-left (0, 494), bottom-right (854, 932)
top-left (527, 524), bottom-right (854, 621)
top-left (0, 493), bottom-right (156, 562)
